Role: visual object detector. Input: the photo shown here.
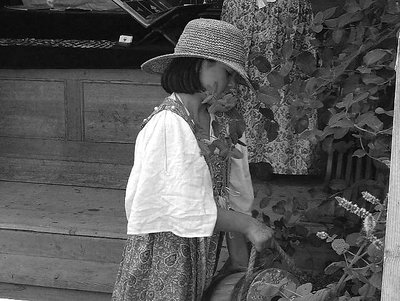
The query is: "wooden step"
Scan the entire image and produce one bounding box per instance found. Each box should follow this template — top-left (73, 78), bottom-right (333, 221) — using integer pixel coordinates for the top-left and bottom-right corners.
top-left (0, 282), bottom-right (111, 301)
top-left (0, 181), bottom-right (126, 238)
top-left (0, 253), bottom-right (118, 293)
top-left (0, 181), bottom-right (126, 293)
top-left (0, 229), bottom-right (125, 264)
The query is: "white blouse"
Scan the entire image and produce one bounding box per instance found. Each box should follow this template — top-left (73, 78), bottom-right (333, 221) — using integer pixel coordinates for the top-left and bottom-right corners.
top-left (125, 95), bottom-right (254, 238)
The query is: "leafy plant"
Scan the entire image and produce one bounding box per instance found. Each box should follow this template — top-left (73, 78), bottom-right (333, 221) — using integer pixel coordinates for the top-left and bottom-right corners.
top-left (255, 191), bottom-right (386, 301)
top-left (255, 0), bottom-right (398, 170)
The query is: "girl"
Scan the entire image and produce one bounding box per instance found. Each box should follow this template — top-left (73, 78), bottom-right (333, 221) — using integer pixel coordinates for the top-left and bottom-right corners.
top-left (112, 18), bottom-right (273, 301)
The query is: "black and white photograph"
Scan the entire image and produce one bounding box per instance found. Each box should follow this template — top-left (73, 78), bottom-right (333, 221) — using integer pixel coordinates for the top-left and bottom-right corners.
top-left (0, 0), bottom-right (399, 300)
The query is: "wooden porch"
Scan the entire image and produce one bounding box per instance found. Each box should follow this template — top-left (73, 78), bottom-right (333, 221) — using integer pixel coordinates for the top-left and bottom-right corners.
top-left (0, 67), bottom-right (384, 299)
top-left (0, 68), bottom-right (317, 299)
top-left (0, 69), bottom-right (160, 299)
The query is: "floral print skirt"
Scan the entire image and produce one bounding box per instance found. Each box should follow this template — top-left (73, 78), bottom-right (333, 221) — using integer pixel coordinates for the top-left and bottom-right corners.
top-left (112, 232), bottom-right (220, 301)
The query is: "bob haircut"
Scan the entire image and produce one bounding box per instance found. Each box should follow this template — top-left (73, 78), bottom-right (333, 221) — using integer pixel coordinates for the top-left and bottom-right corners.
top-left (161, 57), bottom-right (206, 94)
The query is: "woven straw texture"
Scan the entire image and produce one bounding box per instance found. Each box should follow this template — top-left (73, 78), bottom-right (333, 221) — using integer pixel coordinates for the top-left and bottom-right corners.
top-left (141, 18), bottom-right (253, 90)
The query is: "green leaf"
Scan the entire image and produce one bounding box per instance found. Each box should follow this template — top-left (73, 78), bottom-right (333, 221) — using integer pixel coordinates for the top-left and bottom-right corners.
top-left (328, 111), bottom-right (347, 127)
top-left (337, 12), bottom-right (354, 27)
top-left (257, 86), bottom-right (281, 106)
top-left (324, 18), bottom-right (338, 28)
top-left (323, 7), bottom-right (337, 19)
top-left (344, 0), bottom-right (361, 13)
top-left (312, 24), bottom-right (324, 33)
top-left (296, 283), bottom-right (313, 296)
top-left (353, 92), bottom-right (369, 103)
top-left (356, 112), bottom-right (384, 132)
top-left (272, 200), bottom-right (286, 215)
top-left (304, 77), bottom-right (319, 95)
top-left (375, 107), bottom-right (394, 116)
top-left (253, 55), bottom-right (272, 73)
top-left (359, 283), bottom-right (376, 297)
top-left (336, 93), bottom-right (354, 109)
top-left (279, 60), bottom-right (294, 77)
top-left (367, 243), bottom-right (383, 258)
top-left (363, 49), bottom-right (388, 65)
top-left (353, 149), bottom-right (366, 158)
top-left (346, 232), bottom-right (361, 246)
top-left (267, 71), bottom-right (285, 88)
top-left (332, 119), bottom-right (354, 128)
top-left (314, 11), bottom-right (324, 24)
top-left (324, 261), bottom-right (346, 275)
top-left (356, 66), bottom-right (372, 73)
top-left (260, 196), bottom-right (271, 209)
top-left (381, 13), bottom-right (400, 23)
top-left (264, 119), bottom-right (279, 142)
top-left (295, 51), bottom-right (316, 75)
top-left (338, 11), bottom-right (363, 27)
top-left (359, 0), bottom-right (373, 9)
top-left (362, 74), bottom-right (386, 85)
top-left (332, 29), bottom-right (344, 43)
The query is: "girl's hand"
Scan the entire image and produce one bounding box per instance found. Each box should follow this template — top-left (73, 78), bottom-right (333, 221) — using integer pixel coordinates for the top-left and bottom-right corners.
top-left (245, 219), bottom-right (274, 252)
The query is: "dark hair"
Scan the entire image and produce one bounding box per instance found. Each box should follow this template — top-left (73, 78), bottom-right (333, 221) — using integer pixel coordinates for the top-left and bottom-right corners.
top-left (161, 57), bottom-right (204, 94)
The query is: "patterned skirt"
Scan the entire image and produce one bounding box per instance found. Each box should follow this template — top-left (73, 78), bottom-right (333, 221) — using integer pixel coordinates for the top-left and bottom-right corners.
top-left (112, 232), bottom-right (220, 301)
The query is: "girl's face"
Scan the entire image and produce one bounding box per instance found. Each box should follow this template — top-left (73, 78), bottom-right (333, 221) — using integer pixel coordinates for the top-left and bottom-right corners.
top-left (199, 60), bottom-right (238, 99)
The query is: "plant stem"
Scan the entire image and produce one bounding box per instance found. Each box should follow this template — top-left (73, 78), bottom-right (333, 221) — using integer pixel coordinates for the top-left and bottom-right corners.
top-left (334, 241), bottom-right (368, 295)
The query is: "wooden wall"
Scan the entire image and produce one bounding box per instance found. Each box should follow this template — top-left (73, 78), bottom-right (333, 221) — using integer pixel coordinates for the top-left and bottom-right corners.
top-left (0, 69), bottom-right (167, 189)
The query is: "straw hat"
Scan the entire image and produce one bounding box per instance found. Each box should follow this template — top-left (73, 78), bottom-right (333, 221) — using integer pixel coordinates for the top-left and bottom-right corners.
top-left (141, 18), bottom-right (253, 90)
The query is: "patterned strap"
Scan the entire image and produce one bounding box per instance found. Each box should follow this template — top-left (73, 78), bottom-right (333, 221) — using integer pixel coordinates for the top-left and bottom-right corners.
top-left (141, 96), bottom-right (195, 132)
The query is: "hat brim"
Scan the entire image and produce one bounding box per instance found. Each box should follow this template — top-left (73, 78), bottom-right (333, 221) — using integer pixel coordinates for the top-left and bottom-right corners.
top-left (141, 53), bottom-right (255, 92)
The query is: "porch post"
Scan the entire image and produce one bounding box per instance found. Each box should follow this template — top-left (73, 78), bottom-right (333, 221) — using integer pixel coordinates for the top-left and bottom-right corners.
top-left (381, 31), bottom-right (400, 300)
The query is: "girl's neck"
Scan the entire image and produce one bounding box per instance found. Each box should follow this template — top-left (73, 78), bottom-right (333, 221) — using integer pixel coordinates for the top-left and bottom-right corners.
top-left (176, 92), bottom-right (210, 139)
top-left (175, 92), bottom-right (204, 122)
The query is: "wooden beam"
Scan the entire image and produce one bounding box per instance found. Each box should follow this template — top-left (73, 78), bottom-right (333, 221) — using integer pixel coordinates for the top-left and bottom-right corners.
top-left (381, 32), bottom-right (400, 300)
top-left (65, 79), bottom-right (83, 141)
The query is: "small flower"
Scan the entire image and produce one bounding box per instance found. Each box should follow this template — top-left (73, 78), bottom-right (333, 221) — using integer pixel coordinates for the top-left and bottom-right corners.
top-left (335, 197), bottom-right (373, 219)
top-left (316, 231), bottom-right (329, 240)
top-left (363, 214), bottom-right (377, 236)
top-left (367, 234), bottom-right (384, 250)
top-left (362, 191), bottom-right (381, 205)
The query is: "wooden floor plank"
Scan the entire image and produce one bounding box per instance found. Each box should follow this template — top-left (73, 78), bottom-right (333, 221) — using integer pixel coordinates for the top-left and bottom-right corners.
top-left (0, 283), bottom-right (111, 301)
top-left (0, 254), bottom-right (118, 293)
top-left (0, 181), bottom-right (125, 215)
top-left (0, 181), bottom-right (126, 238)
top-left (0, 207), bottom-right (126, 239)
top-left (0, 157), bottom-right (131, 189)
top-left (0, 137), bottom-right (134, 165)
top-left (0, 229), bottom-right (125, 264)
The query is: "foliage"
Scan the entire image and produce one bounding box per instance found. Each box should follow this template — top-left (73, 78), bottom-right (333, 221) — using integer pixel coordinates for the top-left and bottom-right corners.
top-left (254, 0), bottom-right (399, 170)
top-left (256, 192), bottom-right (386, 301)
top-left (249, 0), bottom-right (398, 299)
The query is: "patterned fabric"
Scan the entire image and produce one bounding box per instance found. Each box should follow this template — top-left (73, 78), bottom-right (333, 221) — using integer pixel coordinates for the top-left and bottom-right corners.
top-left (112, 233), bottom-right (219, 301)
top-left (112, 97), bottom-right (232, 301)
top-left (221, 0), bottom-right (320, 175)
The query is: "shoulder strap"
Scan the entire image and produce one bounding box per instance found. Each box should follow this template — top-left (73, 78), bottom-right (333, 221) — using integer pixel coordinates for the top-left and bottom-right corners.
top-left (141, 97), bottom-right (195, 132)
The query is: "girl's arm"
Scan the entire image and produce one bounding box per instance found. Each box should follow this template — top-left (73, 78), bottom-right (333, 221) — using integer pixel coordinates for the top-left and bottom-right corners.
top-left (214, 207), bottom-right (273, 252)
